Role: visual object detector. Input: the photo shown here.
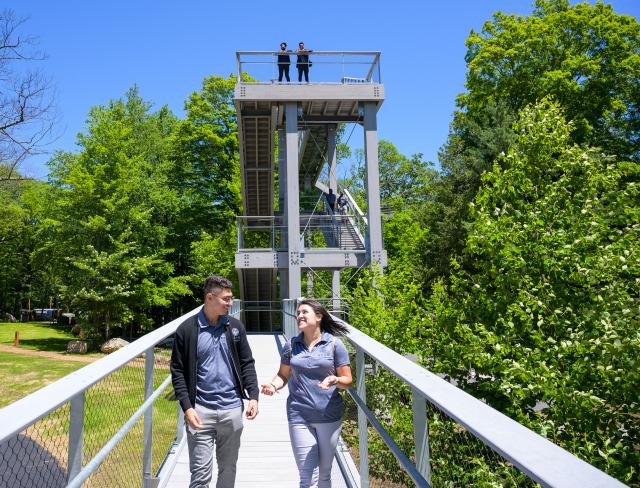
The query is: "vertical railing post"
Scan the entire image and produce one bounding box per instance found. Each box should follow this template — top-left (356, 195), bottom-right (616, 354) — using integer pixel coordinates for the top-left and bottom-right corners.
top-left (412, 388), bottom-right (431, 485)
top-left (142, 347), bottom-right (155, 487)
top-left (357, 348), bottom-right (369, 488)
top-left (68, 392), bottom-right (85, 483)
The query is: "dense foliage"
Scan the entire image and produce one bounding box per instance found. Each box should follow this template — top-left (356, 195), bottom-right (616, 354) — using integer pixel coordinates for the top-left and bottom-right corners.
top-left (342, 1), bottom-right (639, 485)
top-left (0, 77), bottom-right (240, 338)
top-left (419, 0), bottom-right (640, 284)
top-left (435, 100), bottom-right (638, 481)
top-left (348, 100), bottom-right (639, 485)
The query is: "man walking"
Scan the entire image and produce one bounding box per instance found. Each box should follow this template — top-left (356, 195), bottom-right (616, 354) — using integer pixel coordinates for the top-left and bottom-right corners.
top-left (171, 276), bottom-right (259, 488)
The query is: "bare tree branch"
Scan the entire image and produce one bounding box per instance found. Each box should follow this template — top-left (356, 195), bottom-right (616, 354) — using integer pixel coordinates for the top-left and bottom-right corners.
top-left (0, 9), bottom-right (57, 181)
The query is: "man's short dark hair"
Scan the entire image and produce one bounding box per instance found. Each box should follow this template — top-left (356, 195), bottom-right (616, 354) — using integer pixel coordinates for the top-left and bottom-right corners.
top-left (204, 276), bottom-right (233, 296)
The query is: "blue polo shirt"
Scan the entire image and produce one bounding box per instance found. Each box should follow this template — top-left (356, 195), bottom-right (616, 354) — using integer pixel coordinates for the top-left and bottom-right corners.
top-left (281, 332), bottom-right (350, 424)
top-left (195, 308), bottom-right (242, 410)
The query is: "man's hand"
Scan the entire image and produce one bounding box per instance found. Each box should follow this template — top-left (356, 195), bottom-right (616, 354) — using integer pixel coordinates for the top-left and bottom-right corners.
top-left (184, 408), bottom-right (203, 431)
top-left (245, 399), bottom-right (259, 420)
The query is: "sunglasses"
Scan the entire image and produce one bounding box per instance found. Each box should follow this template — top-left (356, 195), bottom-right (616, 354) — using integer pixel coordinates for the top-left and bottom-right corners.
top-left (212, 293), bottom-right (234, 303)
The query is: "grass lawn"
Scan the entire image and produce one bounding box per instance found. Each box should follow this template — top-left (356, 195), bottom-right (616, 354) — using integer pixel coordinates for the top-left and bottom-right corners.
top-left (0, 321), bottom-right (77, 352)
top-left (0, 348), bottom-right (178, 487)
top-left (0, 351), bottom-right (86, 408)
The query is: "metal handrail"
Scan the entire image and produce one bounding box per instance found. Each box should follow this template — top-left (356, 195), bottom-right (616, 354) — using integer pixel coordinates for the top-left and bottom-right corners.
top-left (281, 299), bottom-right (625, 488)
top-left (1, 298), bottom-right (625, 487)
top-left (236, 51), bottom-right (382, 84)
top-left (342, 189), bottom-right (367, 246)
top-left (0, 301), bottom-right (242, 487)
top-left (237, 214), bottom-right (364, 252)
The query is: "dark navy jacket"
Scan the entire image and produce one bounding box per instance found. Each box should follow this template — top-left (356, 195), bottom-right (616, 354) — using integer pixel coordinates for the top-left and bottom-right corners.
top-left (278, 51), bottom-right (291, 65)
top-left (296, 51), bottom-right (312, 68)
top-left (170, 311), bottom-right (259, 412)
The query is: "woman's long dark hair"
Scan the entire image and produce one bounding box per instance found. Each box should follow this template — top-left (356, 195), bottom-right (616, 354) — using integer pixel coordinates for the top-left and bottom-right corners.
top-left (298, 299), bottom-right (349, 336)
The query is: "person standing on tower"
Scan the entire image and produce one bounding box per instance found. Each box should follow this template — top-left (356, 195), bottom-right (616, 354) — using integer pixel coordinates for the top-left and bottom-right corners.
top-left (277, 42), bottom-right (291, 82)
top-left (296, 41), bottom-right (313, 82)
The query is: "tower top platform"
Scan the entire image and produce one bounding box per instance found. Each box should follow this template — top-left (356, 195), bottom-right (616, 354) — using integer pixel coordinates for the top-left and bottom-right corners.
top-left (235, 51), bottom-right (384, 107)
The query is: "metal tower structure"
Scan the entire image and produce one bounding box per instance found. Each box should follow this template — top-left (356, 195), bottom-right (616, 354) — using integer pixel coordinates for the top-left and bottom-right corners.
top-left (234, 51), bottom-right (387, 331)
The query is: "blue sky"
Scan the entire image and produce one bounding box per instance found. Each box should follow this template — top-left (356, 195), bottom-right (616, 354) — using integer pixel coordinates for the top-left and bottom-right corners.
top-left (8, 0), bottom-right (640, 180)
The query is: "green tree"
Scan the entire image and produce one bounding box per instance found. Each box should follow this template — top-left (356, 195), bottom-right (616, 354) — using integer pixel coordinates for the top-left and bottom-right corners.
top-left (190, 230), bottom-right (237, 288)
top-left (0, 173), bottom-right (44, 315)
top-left (347, 140), bottom-right (436, 208)
top-left (463, 0), bottom-right (640, 161)
top-left (430, 100), bottom-right (639, 483)
top-left (168, 74), bottom-right (241, 279)
top-left (36, 87), bottom-right (190, 338)
top-left (344, 140), bottom-right (437, 274)
top-left (425, 0), bottom-right (640, 286)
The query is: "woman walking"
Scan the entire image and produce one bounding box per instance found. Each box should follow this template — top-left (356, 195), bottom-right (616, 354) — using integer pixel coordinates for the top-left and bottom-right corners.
top-left (261, 299), bottom-right (352, 487)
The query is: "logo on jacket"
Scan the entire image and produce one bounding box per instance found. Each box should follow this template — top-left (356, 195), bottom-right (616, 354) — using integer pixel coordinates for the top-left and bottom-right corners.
top-left (231, 328), bottom-right (240, 341)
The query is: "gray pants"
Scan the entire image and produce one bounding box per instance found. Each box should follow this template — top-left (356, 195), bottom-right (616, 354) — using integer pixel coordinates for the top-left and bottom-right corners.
top-left (289, 420), bottom-right (342, 488)
top-left (187, 404), bottom-right (243, 488)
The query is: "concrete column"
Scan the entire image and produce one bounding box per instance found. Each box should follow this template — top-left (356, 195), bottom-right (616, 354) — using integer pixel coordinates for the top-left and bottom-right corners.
top-left (285, 102), bottom-right (302, 298)
top-left (327, 124), bottom-right (338, 192)
top-left (362, 102), bottom-right (383, 267)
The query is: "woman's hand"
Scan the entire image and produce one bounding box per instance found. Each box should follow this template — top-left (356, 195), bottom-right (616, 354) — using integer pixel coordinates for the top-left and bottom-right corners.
top-left (260, 383), bottom-right (278, 396)
top-left (318, 375), bottom-right (339, 390)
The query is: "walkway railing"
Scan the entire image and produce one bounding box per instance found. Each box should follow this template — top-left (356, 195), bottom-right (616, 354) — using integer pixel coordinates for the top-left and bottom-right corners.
top-left (342, 188), bottom-right (367, 246)
top-left (237, 214), bottom-right (365, 252)
top-left (282, 299), bottom-right (626, 488)
top-left (0, 302), bottom-right (240, 488)
top-left (2, 299), bottom-right (627, 487)
top-left (236, 51), bottom-right (382, 84)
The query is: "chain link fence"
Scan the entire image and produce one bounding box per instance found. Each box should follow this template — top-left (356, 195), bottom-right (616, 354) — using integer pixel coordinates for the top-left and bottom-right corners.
top-left (0, 403), bottom-right (70, 487)
top-left (0, 344), bottom-right (179, 488)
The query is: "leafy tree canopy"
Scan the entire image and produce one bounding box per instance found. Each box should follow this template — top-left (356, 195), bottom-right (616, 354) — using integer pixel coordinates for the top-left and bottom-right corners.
top-left (425, 0), bottom-right (640, 287)
top-left (37, 87), bottom-right (190, 337)
top-left (430, 99), bottom-right (639, 482)
top-left (462, 0), bottom-right (640, 161)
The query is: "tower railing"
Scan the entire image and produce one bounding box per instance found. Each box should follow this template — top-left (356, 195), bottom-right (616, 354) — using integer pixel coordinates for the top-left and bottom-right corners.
top-left (237, 214), bottom-right (365, 252)
top-left (236, 51), bottom-right (382, 84)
